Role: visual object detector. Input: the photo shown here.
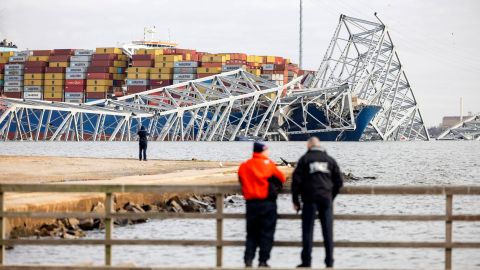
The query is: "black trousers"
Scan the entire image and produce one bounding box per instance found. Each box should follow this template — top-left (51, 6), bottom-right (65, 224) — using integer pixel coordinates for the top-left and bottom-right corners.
top-left (244, 200), bottom-right (277, 264)
top-left (139, 142), bottom-right (147, 161)
top-left (301, 197), bottom-right (334, 267)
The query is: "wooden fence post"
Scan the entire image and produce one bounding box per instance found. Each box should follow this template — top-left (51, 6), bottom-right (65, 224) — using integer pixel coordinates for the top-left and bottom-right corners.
top-left (445, 194), bottom-right (453, 270)
top-left (105, 192), bottom-right (113, 266)
top-left (215, 193), bottom-right (224, 267)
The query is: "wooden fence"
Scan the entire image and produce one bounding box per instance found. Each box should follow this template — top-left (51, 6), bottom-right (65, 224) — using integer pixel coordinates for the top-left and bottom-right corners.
top-left (0, 184), bottom-right (479, 270)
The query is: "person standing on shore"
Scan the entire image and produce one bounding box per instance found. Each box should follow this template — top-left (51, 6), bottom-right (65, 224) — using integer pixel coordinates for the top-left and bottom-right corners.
top-left (137, 126), bottom-right (149, 161)
top-left (292, 137), bottom-right (343, 268)
top-left (238, 142), bottom-right (286, 268)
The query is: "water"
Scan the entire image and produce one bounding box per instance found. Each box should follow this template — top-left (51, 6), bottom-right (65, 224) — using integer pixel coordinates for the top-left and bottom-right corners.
top-left (2, 141), bottom-right (480, 268)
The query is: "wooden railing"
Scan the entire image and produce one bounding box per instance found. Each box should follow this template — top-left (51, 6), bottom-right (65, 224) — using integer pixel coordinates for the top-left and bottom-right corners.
top-left (0, 184), bottom-right (479, 270)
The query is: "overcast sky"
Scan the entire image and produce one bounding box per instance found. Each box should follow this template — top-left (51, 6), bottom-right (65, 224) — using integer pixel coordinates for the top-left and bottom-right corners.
top-left (2, 0), bottom-right (479, 126)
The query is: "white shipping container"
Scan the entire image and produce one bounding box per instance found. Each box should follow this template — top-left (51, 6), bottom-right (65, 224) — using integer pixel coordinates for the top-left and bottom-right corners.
top-left (5, 81), bottom-right (24, 87)
top-left (174, 61), bottom-right (198, 68)
top-left (3, 86), bottom-right (23, 92)
top-left (260, 74), bottom-right (273, 80)
top-left (24, 86), bottom-right (44, 92)
top-left (64, 92), bottom-right (84, 99)
top-left (64, 98), bottom-right (84, 103)
top-left (5, 70), bottom-right (24, 76)
top-left (172, 79), bottom-right (190, 84)
top-left (70, 62), bottom-right (90, 67)
top-left (173, 74), bottom-right (196, 80)
top-left (262, 64), bottom-right (275, 71)
top-left (66, 67), bottom-right (87, 73)
top-left (66, 73), bottom-right (86, 80)
top-left (221, 65), bottom-right (243, 72)
top-left (5, 64), bottom-right (24, 70)
top-left (126, 79), bottom-right (148, 86)
top-left (70, 56), bottom-right (92, 62)
top-left (14, 51), bottom-right (32, 57)
top-left (173, 67), bottom-right (197, 74)
top-left (74, 49), bottom-right (94, 56)
top-left (5, 76), bottom-right (23, 81)
top-left (9, 56), bottom-right (27, 62)
top-left (23, 92), bottom-right (42, 99)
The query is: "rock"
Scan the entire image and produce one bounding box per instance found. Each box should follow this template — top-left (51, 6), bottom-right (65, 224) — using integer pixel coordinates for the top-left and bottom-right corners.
top-left (60, 218), bottom-right (80, 230)
top-left (169, 200), bottom-right (184, 213)
top-left (78, 218), bottom-right (95, 231)
top-left (141, 204), bottom-right (157, 212)
top-left (123, 202), bottom-right (147, 224)
top-left (91, 202), bottom-right (105, 213)
top-left (61, 228), bottom-right (86, 239)
top-left (114, 209), bottom-right (131, 226)
top-left (39, 223), bottom-right (58, 232)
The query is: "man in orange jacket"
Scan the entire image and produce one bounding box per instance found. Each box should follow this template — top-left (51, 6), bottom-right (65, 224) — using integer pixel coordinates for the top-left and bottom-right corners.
top-left (238, 142), bottom-right (286, 268)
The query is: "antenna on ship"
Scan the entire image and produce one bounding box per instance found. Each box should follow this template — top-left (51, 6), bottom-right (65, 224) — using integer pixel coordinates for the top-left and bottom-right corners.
top-left (299, 0), bottom-right (303, 69)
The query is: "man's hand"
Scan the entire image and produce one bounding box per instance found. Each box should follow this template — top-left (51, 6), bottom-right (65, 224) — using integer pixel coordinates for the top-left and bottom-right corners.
top-left (293, 203), bottom-right (301, 213)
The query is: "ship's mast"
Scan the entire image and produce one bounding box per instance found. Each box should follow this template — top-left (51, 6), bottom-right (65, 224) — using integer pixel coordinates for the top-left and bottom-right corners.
top-left (299, 0), bottom-right (303, 69)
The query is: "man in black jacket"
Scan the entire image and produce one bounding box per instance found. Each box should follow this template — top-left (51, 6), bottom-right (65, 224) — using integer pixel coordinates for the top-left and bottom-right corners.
top-left (292, 137), bottom-right (343, 268)
top-left (137, 126), bottom-right (149, 161)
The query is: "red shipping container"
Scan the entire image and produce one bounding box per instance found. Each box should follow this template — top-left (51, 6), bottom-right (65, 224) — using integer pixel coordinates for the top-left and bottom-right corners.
top-left (150, 79), bottom-right (172, 87)
top-left (127, 85), bottom-right (148, 92)
top-left (87, 67), bottom-right (110, 73)
top-left (197, 73), bottom-right (213, 79)
top-left (86, 92), bottom-right (107, 99)
top-left (64, 85), bottom-right (84, 92)
top-left (32, 50), bottom-right (52, 56)
top-left (132, 60), bottom-right (153, 67)
top-left (92, 54), bottom-right (118, 61)
top-left (87, 73), bottom-right (113, 79)
top-left (201, 62), bottom-right (223, 67)
top-left (45, 67), bottom-right (66, 73)
top-left (65, 80), bottom-right (85, 86)
top-left (132, 55), bottom-right (153, 61)
top-left (24, 67), bottom-right (45, 73)
top-left (91, 60), bottom-right (114, 67)
top-left (53, 49), bottom-right (75, 55)
top-left (4, 92), bottom-right (22, 99)
top-left (25, 61), bottom-right (47, 67)
top-left (49, 55), bottom-right (70, 62)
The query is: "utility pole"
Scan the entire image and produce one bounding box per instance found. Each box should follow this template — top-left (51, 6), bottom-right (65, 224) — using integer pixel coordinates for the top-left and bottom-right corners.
top-left (299, 0), bottom-right (303, 69)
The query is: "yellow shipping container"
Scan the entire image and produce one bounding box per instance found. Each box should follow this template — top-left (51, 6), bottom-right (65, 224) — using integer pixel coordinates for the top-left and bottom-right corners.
top-left (154, 55), bottom-right (182, 62)
top-left (44, 86), bottom-right (64, 92)
top-left (44, 80), bottom-right (65, 86)
top-left (201, 55), bottom-right (226, 63)
top-left (24, 80), bottom-right (44, 86)
top-left (265, 56), bottom-right (275, 63)
top-left (256, 56), bottom-right (264, 63)
top-left (154, 62), bottom-right (175, 68)
top-left (113, 74), bottom-right (126, 80)
top-left (87, 80), bottom-right (113, 86)
top-left (247, 69), bottom-right (261, 76)
top-left (43, 91), bottom-right (63, 99)
top-left (28, 56), bottom-right (49, 62)
top-left (197, 67), bottom-right (222, 74)
top-left (0, 57), bottom-right (9, 64)
top-left (127, 67), bottom-right (150, 73)
top-left (113, 60), bottom-right (127, 67)
top-left (150, 73), bottom-right (173, 80)
top-left (0, 52), bottom-right (14, 57)
top-left (44, 73), bottom-right (65, 80)
top-left (214, 54), bottom-right (231, 61)
top-left (127, 73), bottom-right (149, 79)
top-left (118, 55), bottom-right (128, 61)
top-left (86, 85), bottom-right (110, 92)
top-left (49, 62), bottom-right (69, 68)
top-left (149, 67), bottom-right (173, 74)
top-left (0, 74), bottom-right (3, 80)
top-left (135, 49), bottom-right (148, 55)
top-left (95, 47), bottom-right (122, 54)
top-left (146, 49), bottom-right (164, 55)
top-left (184, 53), bottom-right (191, 61)
top-left (24, 73), bottom-right (45, 80)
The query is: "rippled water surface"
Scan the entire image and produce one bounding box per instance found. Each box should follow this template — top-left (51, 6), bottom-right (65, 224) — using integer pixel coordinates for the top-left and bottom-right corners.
top-left (2, 141), bottom-right (480, 268)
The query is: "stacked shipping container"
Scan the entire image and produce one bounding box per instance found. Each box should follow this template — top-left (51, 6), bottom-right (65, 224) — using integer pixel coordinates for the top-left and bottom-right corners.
top-left (64, 49), bottom-right (93, 103)
top-left (24, 50), bottom-right (49, 100)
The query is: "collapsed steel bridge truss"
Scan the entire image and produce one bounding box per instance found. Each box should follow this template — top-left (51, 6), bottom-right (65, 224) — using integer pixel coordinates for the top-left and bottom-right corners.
top-left (0, 70), bottom-right (303, 141)
top-left (437, 115), bottom-right (480, 141)
top-left (0, 15), bottom-right (429, 142)
top-left (306, 15), bottom-right (429, 140)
